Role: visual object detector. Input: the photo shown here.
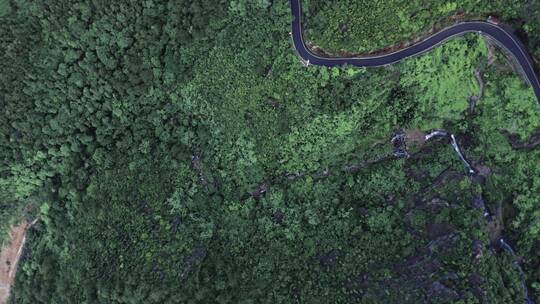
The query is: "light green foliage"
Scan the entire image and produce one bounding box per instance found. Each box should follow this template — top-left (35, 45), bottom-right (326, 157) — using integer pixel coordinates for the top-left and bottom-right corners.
top-left (280, 112), bottom-right (358, 172)
top-left (399, 36), bottom-right (487, 129)
top-left (0, 0), bottom-right (11, 17)
top-left (498, 77), bottom-right (540, 138)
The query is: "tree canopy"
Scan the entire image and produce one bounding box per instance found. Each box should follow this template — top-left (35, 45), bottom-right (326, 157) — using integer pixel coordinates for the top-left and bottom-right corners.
top-left (1, 0), bottom-right (540, 303)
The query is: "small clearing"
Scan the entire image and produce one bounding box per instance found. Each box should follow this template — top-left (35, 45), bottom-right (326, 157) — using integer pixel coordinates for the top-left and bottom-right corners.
top-left (0, 221), bottom-right (32, 304)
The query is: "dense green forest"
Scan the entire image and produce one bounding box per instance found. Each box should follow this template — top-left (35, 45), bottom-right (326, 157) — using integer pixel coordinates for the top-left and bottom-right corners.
top-left (304, 0), bottom-right (540, 57)
top-left (1, 0), bottom-right (540, 303)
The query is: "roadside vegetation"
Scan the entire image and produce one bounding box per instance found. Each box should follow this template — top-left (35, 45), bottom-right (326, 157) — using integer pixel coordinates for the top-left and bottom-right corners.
top-left (303, 0), bottom-right (540, 59)
top-left (1, 0), bottom-right (540, 303)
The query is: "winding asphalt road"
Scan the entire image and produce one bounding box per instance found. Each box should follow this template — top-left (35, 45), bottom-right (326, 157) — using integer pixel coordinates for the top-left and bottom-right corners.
top-left (289, 0), bottom-right (540, 105)
top-left (290, 3), bottom-right (539, 302)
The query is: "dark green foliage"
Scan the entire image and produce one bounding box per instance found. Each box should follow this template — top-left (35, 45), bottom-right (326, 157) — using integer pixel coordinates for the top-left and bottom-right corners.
top-left (304, 0), bottom-right (539, 56)
top-left (1, 0), bottom-right (540, 303)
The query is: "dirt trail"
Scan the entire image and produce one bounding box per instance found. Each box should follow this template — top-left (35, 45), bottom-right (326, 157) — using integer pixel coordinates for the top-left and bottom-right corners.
top-left (0, 220), bottom-right (34, 304)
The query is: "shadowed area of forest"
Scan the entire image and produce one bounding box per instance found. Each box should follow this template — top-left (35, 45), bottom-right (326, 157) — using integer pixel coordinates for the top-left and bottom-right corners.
top-left (1, 0), bottom-right (540, 303)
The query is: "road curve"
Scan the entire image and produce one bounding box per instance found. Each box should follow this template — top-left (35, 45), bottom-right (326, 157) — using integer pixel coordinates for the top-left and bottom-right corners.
top-left (289, 0), bottom-right (540, 105)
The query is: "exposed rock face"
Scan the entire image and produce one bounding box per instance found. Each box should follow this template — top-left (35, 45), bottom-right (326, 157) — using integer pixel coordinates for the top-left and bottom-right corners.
top-left (501, 129), bottom-right (540, 151)
top-left (405, 129), bottom-right (427, 151)
top-left (249, 183), bottom-right (268, 198)
top-left (191, 155), bottom-right (210, 186)
top-left (170, 217), bottom-right (182, 233)
top-left (426, 223), bottom-right (455, 239)
top-left (180, 246), bottom-right (208, 281)
top-left (427, 281), bottom-right (460, 301)
top-left (271, 211), bottom-right (285, 224)
top-left (469, 273), bottom-right (487, 303)
top-left (316, 249), bottom-right (342, 269)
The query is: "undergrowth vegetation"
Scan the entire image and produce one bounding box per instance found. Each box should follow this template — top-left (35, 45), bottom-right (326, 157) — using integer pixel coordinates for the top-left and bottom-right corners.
top-left (303, 0), bottom-right (540, 57)
top-left (1, 0), bottom-right (539, 303)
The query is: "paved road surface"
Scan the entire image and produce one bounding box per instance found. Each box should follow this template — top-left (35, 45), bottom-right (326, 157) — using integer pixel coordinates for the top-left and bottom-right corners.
top-left (289, 0), bottom-right (540, 105)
